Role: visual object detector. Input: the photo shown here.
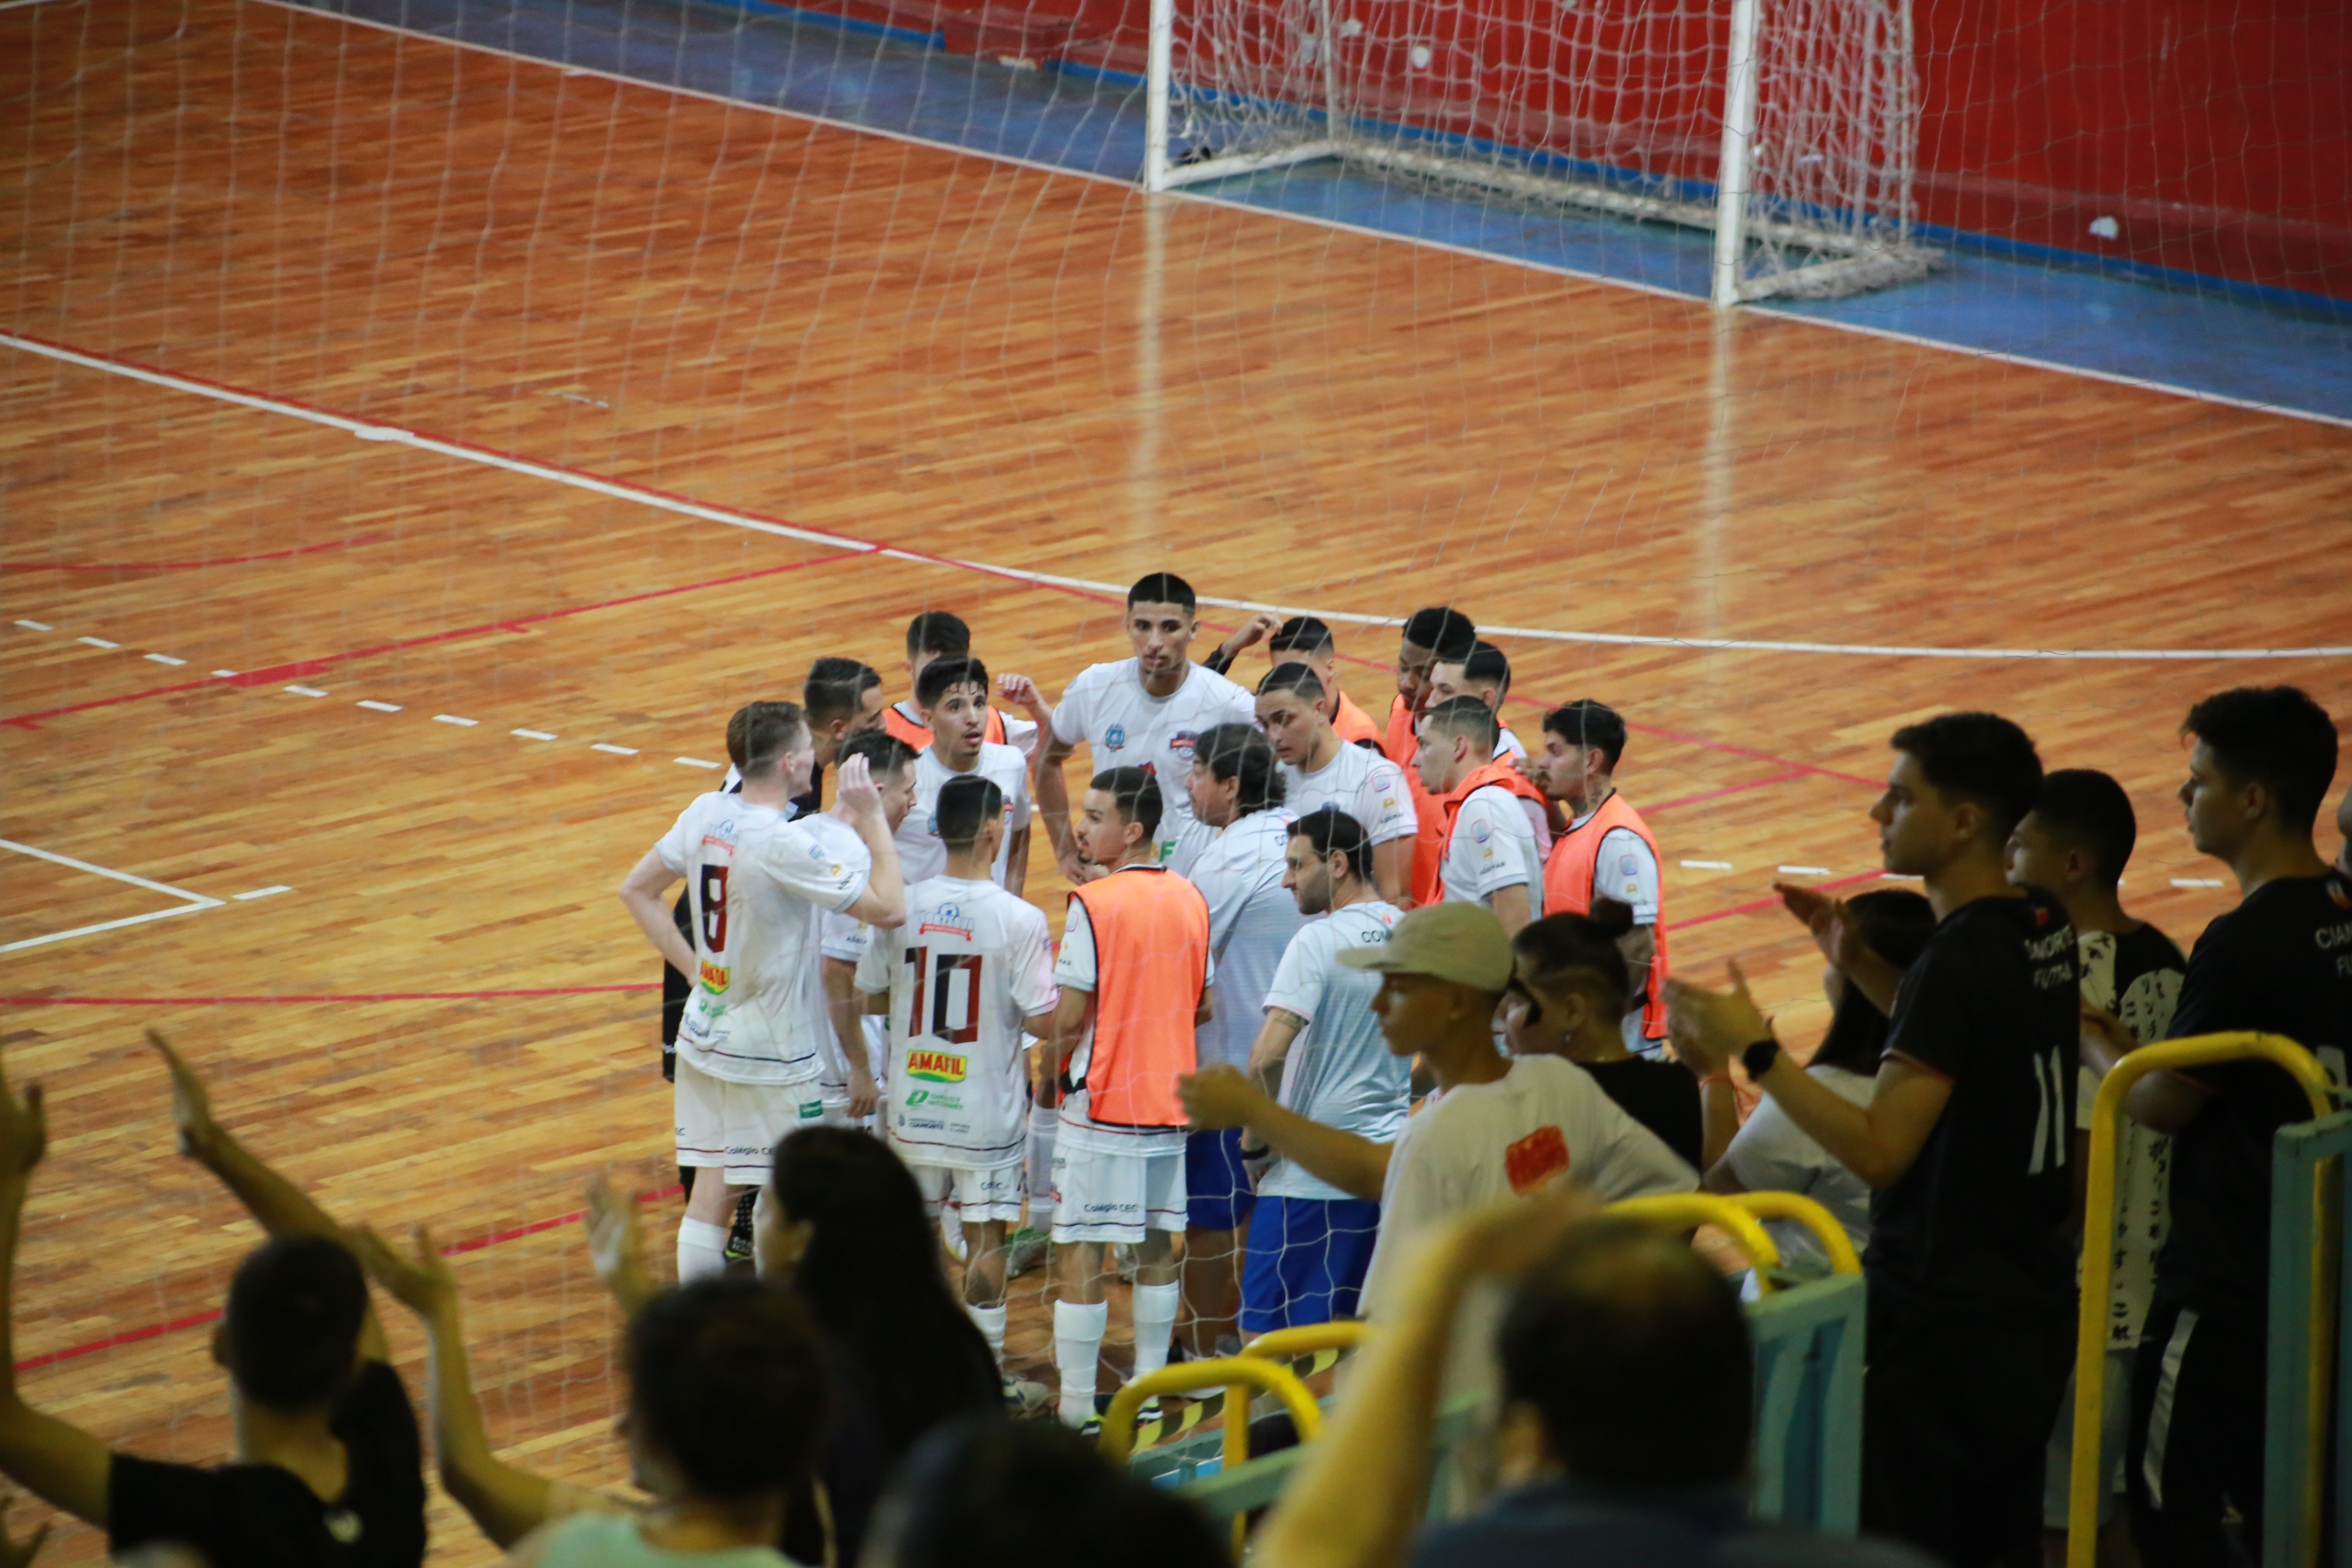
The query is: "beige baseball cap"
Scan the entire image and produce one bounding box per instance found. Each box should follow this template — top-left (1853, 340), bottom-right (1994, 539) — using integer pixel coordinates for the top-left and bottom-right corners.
top-left (1336, 901), bottom-right (1514, 991)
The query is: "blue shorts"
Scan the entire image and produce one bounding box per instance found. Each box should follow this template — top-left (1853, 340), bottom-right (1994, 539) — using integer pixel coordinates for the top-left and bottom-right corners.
top-left (1239, 1195), bottom-right (1382, 1333)
top-left (1185, 1127), bottom-right (1258, 1231)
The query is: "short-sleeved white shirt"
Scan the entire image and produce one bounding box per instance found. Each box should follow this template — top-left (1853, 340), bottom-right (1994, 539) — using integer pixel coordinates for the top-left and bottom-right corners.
top-left (1187, 811), bottom-right (1308, 1074)
top-left (894, 744), bottom-right (1032, 886)
top-left (1052, 866), bottom-right (1214, 1158)
top-left (1260, 902), bottom-right (1411, 1202)
top-left (1049, 660), bottom-right (1258, 866)
top-left (1496, 727), bottom-right (1527, 763)
top-left (1279, 743), bottom-right (1415, 846)
top-left (1440, 785), bottom-right (1547, 915)
top-left (891, 699), bottom-right (1041, 763)
top-left (859, 877), bottom-right (1057, 1169)
top-left (1359, 1054), bottom-right (1695, 1316)
top-left (1722, 1064), bottom-right (1877, 1267)
top-left (655, 793), bottom-right (870, 1087)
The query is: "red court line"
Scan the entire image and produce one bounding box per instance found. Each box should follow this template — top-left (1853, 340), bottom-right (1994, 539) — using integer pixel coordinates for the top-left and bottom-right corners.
top-left (1645, 769), bottom-right (1810, 815)
top-left (15, 1185), bottom-right (687, 1374)
top-left (0, 985), bottom-right (659, 1005)
top-left (1663, 869), bottom-right (1887, 933)
top-left (2, 547), bottom-right (870, 729)
top-left (0, 533), bottom-right (389, 573)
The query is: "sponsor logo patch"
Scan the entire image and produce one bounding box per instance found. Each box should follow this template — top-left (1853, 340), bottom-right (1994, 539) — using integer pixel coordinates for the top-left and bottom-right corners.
top-left (1169, 729), bottom-right (1197, 752)
top-left (1504, 1124), bottom-right (1571, 1194)
top-left (798, 1100), bottom-right (824, 1119)
top-left (907, 1050), bottom-right (969, 1083)
top-left (697, 960), bottom-right (730, 994)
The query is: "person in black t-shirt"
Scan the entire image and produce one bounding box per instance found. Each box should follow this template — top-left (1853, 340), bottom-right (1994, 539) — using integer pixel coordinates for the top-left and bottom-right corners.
top-left (2079, 686), bottom-right (2351, 1568)
top-left (1503, 903), bottom-right (1704, 1169)
top-left (0, 1034), bottom-right (425, 1568)
top-left (1671, 712), bottom-right (2080, 1568)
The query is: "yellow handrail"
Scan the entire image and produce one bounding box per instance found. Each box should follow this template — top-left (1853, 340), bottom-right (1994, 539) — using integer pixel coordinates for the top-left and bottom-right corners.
top-left (1238, 1320), bottom-right (1374, 1362)
top-left (1718, 1191), bottom-right (1862, 1276)
top-left (1607, 1193), bottom-right (1784, 1290)
top-left (1097, 1356), bottom-right (1325, 1465)
top-left (2067, 1032), bottom-right (2333, 1568)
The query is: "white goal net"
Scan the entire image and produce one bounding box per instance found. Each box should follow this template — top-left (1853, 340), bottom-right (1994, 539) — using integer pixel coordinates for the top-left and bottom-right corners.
top-left (1142, 0), bottom-right (1937, 302)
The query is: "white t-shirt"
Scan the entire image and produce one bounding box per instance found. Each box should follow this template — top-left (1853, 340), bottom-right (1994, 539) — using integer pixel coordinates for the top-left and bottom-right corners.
top-left (1188, 811), bottom-right (1308, 1074)
top-left (893, 744), bottom-right (1032, 886)
top-left (1722, 1063), bottom-right (1877, 1269)
top-left (1360, 1053), bottom-right (1694, 1316)
top-left (1049, 659), bottom-right (1258, 868)
top-left (859, 877), bottom-right (1057, 1170)
top-left (1052, 866), bottom-right (1214, 1159)
top-left (655, 793), bottom-right (870, 1088)
top-left (1279, 743), bottom-right (1415, 846)
top-left (1440, 785), bottom-right (1547, 916)
top-left (1260, 901), bottom-right (1411, 1203)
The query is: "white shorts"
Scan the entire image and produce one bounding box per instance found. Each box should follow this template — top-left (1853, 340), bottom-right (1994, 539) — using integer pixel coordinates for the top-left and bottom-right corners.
top-left (1050, 1143), bottom-right (1186, 1244)
top-left (675, 1058), bottom-right (832, 1187)
top-left (2042, 1346), bottom-right (2135, 1527)
top-left (908, 1158), bottom-right (1026, 1227)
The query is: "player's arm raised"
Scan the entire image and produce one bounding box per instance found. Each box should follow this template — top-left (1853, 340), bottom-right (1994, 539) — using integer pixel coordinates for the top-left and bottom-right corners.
top-left (618, 851), bottom-right (695, 976)
top-left (834, 755), bottom-right (908, 928)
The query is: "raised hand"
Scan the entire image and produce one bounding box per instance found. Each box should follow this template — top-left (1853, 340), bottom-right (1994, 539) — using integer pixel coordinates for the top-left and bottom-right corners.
top-left (584, 1173), bottom-right (655, 1310)
top-left (1773, 881), bottom-right (1866, 972)
top-left (1663, 959), bottom-right (1771, 1077)
top-left (1218, 611), bottom-right (1283, 662)
top-left (351, 1223), bottom-right (457, 1317)
top-left (0, 1056), bottom-right (46, 1184)
top-left (147, 1029), bottom-right (223, 1162)
top-left (835, 752), bottom-right (881, 824)
top-left (996, 673), bottom-right (1050, 722)
top-left (1179, 1064), bottom-right (1268, 1130)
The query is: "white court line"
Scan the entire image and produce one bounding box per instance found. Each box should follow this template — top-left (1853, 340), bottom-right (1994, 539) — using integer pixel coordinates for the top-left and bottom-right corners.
top-left (433, 714), bottom-right (479, 726)
top-left (285, 684), bottom-right (328, 696)
top-left (1777, 864), bottom-right (1832, 875)
top-left (233, 885), bottom-right (293, 900)
top-left (13, 621), bottom-right (53, 632)
top-left (511, 728), bottom-right (558, 740)
top-left (357, 699), bottom-right (402, 712)
top-left (1681, 859), bottom-right (1734, 870)
top-left (592, 743), bottom-right (639, 755)
top-left (676, 756), bottom-right (721, 769)
top-left (4, 329), bottom-right (2346, 663)
top-left (0, 836), bottom-right (227, 954)
top-left (144, 652), bottom-right (187, 665)
top-left (77, 636), bottom-right (119, 649)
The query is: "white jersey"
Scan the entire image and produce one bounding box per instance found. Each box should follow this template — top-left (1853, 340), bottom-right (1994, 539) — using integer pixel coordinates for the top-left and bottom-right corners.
top-left (894, 744), bottom-right (1032, 887)
top-left (655, 793), bottom-right (871, 1087)
top-left (1279, 743), bottom-right (1415, 846)
top-left (1188, 810), bottom-right (1309, 1074)
top-left (1049, 659), bottom-right (1257, 868)
top-left (1440, 784), bottom-right (1547, 916)
top-left (859, 877), bottom-right (1057, 1169)
top-left (889, 698), bottom-right (1040, 762)
top-left (1261, 901), bottom-right (1412, 1203)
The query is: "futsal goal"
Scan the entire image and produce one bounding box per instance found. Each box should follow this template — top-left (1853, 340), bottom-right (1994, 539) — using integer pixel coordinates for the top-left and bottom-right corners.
top-left (1139, 0), bottom-right (1938, 303)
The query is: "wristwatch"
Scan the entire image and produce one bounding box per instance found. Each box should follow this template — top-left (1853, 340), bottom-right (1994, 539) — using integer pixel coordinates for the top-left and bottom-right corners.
top-left (1742, 1037), bottom-right (1781, 1082)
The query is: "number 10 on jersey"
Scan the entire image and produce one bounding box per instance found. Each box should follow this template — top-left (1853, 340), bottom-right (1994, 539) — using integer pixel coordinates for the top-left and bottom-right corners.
top-left (903, 946), bottom-right (982, 1045)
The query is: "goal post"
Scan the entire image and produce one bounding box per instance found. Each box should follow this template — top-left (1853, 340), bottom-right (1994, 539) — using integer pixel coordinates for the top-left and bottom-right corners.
top-left (1139, 0), bottom-right (1938, 304)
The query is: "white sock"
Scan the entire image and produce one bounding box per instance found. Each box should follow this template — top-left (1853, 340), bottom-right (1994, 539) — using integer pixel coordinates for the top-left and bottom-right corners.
top-left (1055, 1299), bottom-right (1108, 1426)
top-left (968, 1302), bottom-right (1008, 1369)
top-left (677, 1217), bottom-right (730, 1282)
top-left (1131, 1281), bottom-right (1180, 1381)
top-left (1026, 1105), bottom-right (1057, 1222)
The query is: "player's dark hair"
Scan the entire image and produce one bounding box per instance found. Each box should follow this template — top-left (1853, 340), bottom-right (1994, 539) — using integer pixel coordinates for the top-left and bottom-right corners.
top-left (1420, 694), bottom-right (1499, 751)
top-left (1890, 712), bottom-right (2045, 841)
top-left (871, 1417), bottom-right (1228, 1568)
top-left (738, 701), bottom-right (811, 783)
top-left (805, 657), bottom-right (883, 729)
top-left (222, 1234), bottom-right (368, 1413)
top-left (839, 728), bottom-right (917, 780)
top-left (1543, 700), bottom-right (1628, 772)
top-left (625, 1278), bottom-right (830, 1502)
top-left (905, 610), bottom-right (972, 661)
top-left (916, 655), bottom-right (991, 713)
top-left (1400, 606), bottom-right (1476, 659)
top-left (726, 700), bottom-right (793, 770)
top-left (1452, 640), bottom-right (1511, 696)
top-left (935, 775), bottom-right (1003, 850)
top-left (1090, 767), bottom-right (1163, 841)
top-left (1289, 807), bottom-right (1372, 884)
top-left (2183, 685), bottom-right (2340, 835)
top-left (768, 1129), bottom-right (1000, 1456)
top-left (1498, 1220), bottom-right (1752, 1486)
top-left (2029, 769), bottom-right (2139, 891)
top-left (1268, 616), bottom-right (1336, 657)
top-left (1257, 661), bottom-right (1327, 703)
top-left (1510, 900), bottom-right (1636, 1021)
top-left (1810, 889), bottom-right (1938, 1075)
top-left (1126, 573), bottom-right (1197, 613)
top-left (1193, 723), bottom-right (1285, 812)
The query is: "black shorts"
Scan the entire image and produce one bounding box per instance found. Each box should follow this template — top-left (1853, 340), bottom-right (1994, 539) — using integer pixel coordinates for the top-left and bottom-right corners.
top-left (1861, 1289), bottom-right (2073, 1568)
top-left (2126, 1295), bottom-right (2267, 1568)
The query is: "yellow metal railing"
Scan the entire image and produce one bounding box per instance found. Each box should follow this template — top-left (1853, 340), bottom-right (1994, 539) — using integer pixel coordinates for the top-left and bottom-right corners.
top-left (2067, 1032), bottom-right (2333, 1568)
top-left (1719, 1191), bottom-right (1863, 1276)
top-left (1097, 1356), bottom-right (1325, 1465)
top-left (1608, 1191), bottom-right (1785, 1289)
top-left (1238, 1320), bottom-right (1374, 1362)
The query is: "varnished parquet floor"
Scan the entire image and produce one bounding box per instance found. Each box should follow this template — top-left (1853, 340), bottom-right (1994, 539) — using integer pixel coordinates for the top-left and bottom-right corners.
top-left (3, 0), bottom-right (2347, 1559)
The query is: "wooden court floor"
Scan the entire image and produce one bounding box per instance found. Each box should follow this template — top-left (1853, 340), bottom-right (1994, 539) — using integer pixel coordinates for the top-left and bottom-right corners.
top-left (3, 0), bottom-right (2349, 1559)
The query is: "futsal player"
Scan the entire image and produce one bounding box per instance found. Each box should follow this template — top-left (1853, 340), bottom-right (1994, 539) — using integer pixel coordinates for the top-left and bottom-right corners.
top-left (1256, 663), bottom-right (1415, 904)
top-left (1425, 640), bottom-right (1528, 760)
top-left (2005, 769), bottom-right (2187, 1563)
top-left (1179, 724), bottom-right (1307, 1356)
top-left (893, 656), bottom-right (1032, 892)
top-left (860, 775), bottom-right (1060, 1413)
top-left (1529, 699), bottom-right (1671, 1056)
top-left (1669, 712), bottom-right (2080, 1567)
top-left (1385, 606), bottom-right (1479, 907)
top-left (1036, 573), bottom-right (1257, 881)
top-left (1413, 696), bottom-right (1547, 934)
top-left (885, 610), bottom-right (1050, 756)
top-left (1236, 809), bottom-right (1408, 1331)
top-left (2077, 687), bottom-right (2350, 1568)
top-left (1045, 768), bottom-right (1214, 1429)
top-left (1205, 613), bottom-right (1384, 750)
top-left (619, 702), bottom-right (906, 1282)
top-left (818, 730), bottom-right (921, 1124)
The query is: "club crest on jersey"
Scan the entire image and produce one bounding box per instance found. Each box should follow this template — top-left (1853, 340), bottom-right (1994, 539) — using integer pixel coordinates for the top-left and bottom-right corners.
top-left (906, 1050), bottom-right (968, 1083)
top-left (698, 960), bottom-right (730, 994)
top-left (1472, 819), bottom-right (1491, 845)
top-left (1105, 724), bottom-right (1127, 750)
top-left (1169, 730), bottom-right (1197, 752)
top-left (919, 907), bottom-right (975, 939)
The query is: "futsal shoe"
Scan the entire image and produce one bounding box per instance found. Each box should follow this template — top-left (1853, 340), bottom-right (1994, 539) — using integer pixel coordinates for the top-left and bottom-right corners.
top-left (1004, 1227), bottom-right (1048, 1277)
top-left (1001, 1374), bottom-right (1052, 1418)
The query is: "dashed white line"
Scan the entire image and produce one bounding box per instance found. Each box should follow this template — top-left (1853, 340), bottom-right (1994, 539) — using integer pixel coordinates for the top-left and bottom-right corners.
top-left (144, 652), bottom-right (187, 665)
top-left (284, 684), bottom-right (328, 697)
top-left (232, 885), bottom-right (293, 901)
top-left (1777, 865), bottom-right (1832, 876)
top-left (77, 636), bottom-right (119, 649)
top-left (2170, 878), bottom-right (2225, 888)
top-left (210, 669), bottom-right (239, 677)
top-left (433, 714), bottom-right (480, 726)
top-left (675, 756), bottom-right (722, 770)
top-left (592, 743), bottom-right (640, 756)
top-left (511, 728), bottom-right (558, 741)
top-left (15, 620), bottom-right (53, 632)
top-left (1680, 859), bottom-right (1734, 871)
top-left (357, 700), bottom-right (403, 713)
top-left (1878, 872), bottom-right (1924, 881)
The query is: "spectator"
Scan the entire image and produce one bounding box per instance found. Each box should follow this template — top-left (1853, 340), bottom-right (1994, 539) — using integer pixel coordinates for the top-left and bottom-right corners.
top-left (1251, 1198), bottom-right (1932, 1568)
top-left (0, 1034), bottom-right (426, 1568)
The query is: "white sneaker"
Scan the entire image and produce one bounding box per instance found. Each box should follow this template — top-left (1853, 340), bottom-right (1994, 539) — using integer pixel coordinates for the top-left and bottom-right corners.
top-left (1001, 1374), bottom-right (1052, 1418)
